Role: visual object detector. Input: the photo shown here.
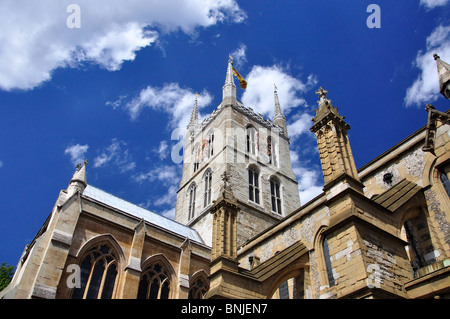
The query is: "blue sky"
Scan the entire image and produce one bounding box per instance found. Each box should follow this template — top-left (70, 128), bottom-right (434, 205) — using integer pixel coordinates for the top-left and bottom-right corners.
top-left (0, 0), bottom-right (449, 267)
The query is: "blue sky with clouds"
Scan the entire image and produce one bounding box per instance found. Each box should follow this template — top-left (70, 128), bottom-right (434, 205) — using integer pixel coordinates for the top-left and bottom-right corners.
top-left (0, 0), bottom-right (449, 267)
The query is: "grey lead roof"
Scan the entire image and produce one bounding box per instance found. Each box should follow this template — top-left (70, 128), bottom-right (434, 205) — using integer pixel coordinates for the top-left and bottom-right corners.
top-left (82, 185), bottom-right (205, 245)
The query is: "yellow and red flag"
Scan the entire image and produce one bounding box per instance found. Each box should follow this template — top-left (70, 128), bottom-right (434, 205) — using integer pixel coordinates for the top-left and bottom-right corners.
top-left (232, 67), bottom-right (247, 89)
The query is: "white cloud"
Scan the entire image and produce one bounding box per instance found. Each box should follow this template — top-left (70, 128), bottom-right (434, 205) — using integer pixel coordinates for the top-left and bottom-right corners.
top-left (159, 207), bottom-right (176, 220)
top-left (134, 164), bottom-right (179, 184)
top-left (154, 185), bottom-right (178, 207)
top-left (290, 150), bottom-right (323, 204)
top-left (133, 164), bottom-right (180, 219)
top-left (65, 144), bottom-right (89, 166)
top-left (155, 140), bottom-right (169, 160)
top-left (287, 112), bottom-right (314, 140)
top-left (93, 138), bottom-right (136, 172)
top-left (230, 43), bottom-right (247, 67)
top-left (405, 24), bottom-right (450, 107)
top-left (241, 65), bottom-right (317, 118)
top-left (120, 82), bottom-right (213, 130)
top-left (420, 0), bottom-right (450, 9)
top-left (0, 0), bottom-right (246, 91)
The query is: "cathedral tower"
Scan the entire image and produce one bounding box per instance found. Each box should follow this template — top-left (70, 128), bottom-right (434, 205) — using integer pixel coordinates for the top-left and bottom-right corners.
top-left (174, 58), bottom-right (301, 247)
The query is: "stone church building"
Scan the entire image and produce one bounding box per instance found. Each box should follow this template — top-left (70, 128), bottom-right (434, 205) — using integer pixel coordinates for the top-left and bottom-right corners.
top-left (1, 55), bottom-right (449, 299)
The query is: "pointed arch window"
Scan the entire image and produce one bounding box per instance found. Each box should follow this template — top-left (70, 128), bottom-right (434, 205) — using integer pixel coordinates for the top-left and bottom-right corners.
top-left (71, 244), bottom-right (118, 299)
top-left (203, 169), bottom-right (212, 208)
top-left (188, 277), bottom-right (209, 299)
top-left (270, 177), bottom-right (282, 214)
top-left (188, 183), bottom-right (197, 220)
top-left (246, 126), bottom-right (257, 155)
top-left (248, 166), bottom-right (260, 204)
top-left (137, 263), bottom-right (171, 299)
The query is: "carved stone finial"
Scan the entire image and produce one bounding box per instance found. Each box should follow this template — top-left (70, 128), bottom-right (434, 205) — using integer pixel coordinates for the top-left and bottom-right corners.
top-left (316, 87), bottom-right (330, 105)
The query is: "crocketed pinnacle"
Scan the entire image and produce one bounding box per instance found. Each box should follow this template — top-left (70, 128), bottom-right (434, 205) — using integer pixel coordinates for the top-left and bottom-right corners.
top-left (188, 93), bottom-right (199, 129)
top-left (434, 53), bottom-right (450, 99)
top-left (222, 57), bottom-right (237, 105)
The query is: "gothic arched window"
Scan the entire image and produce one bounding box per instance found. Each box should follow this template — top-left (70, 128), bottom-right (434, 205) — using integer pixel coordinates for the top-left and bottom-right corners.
top-left (270, 177), bottom-right (282, 214)
top-left (137, 263), bottom-right (171, 299)
top-left (246, 126), bottom-right (257, 155)
top-left (188, 277), bottom-right (209, 299)
top-left (188, 183), bottom-right (197, 220)
top-left (203, 169), bottom-right (212, 208)
top-left (248, 166), bottom-right (260, 204)
top-left (71, 244), bottom-right (118, 299)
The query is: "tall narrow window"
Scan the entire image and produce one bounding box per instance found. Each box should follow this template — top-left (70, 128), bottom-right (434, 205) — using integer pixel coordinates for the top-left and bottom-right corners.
top-left (137, 263), bottom-right (171, 299)
top-left (188, 183), bottom-right (197, 220)
top-left (247, 126), bottom-right (256, 155)
top-left (248, 166), bottom-right (260, 204)
top-left (193, 143), bottom-right (201, 172)
top-left (323, 238), bottom-right (335, 287)
top-left (203, 170), bottom-right (212, 208)
top-left (71, 244), bottom-right (118, 299)
top-left (207, 130), bottom-right (214, 158)
top-left (270, 177), bottom-right (282, 214)
top-left (268, 136), bottom-right (278, 167)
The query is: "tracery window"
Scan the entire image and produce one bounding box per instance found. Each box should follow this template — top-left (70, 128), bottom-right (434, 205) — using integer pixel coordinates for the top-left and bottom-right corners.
top-left (188, 183), bottom-right (197, 220)
top-left (203, 169), bottom-right (212, 208)
top-left (248, 166), bottom-right (260, 204)
top-left (188, 277), bottom-right (209, 299)
top-left (137, 263), bottom-right (171, 299)
top-left (71, 244), bottom-right (118, 299)
top-left (270, 177), bottom-right (282, 214)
